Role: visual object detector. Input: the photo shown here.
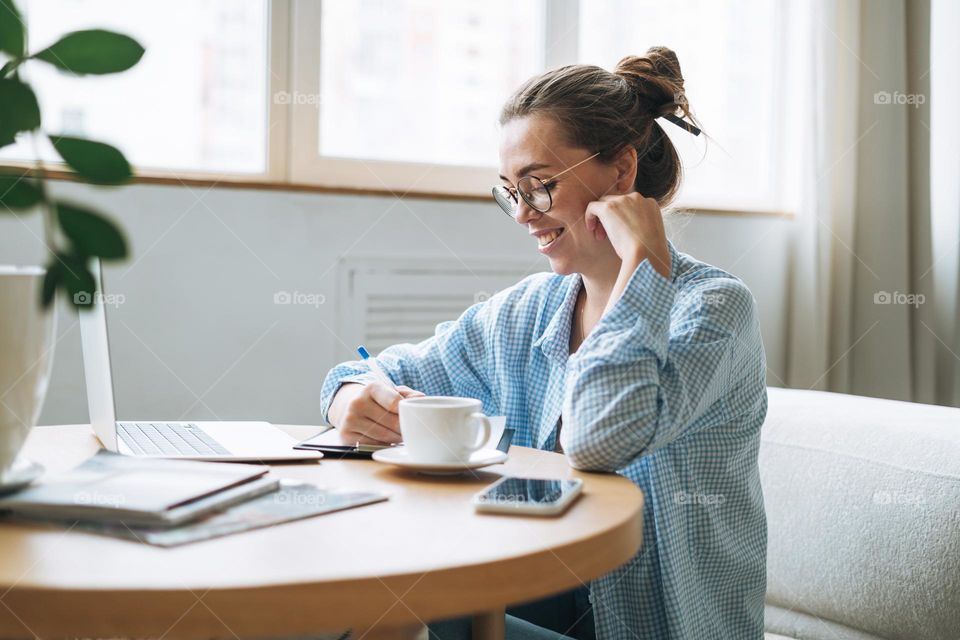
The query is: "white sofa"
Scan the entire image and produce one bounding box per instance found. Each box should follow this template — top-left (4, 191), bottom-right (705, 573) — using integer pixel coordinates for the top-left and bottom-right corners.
top-left (760, 387), bottom-right (960, 640)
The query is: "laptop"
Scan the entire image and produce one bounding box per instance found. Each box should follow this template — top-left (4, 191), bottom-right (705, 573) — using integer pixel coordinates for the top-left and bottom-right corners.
top-left (78, 259), bottom-right (323, 462)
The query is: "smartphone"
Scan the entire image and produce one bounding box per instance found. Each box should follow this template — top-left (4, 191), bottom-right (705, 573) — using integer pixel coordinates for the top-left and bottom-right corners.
top-left (473, 476), bottom-right (583, 516)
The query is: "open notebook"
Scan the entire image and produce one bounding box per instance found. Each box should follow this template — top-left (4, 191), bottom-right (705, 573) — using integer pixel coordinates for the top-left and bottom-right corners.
top-left (295, 417), bottom-right (512, 459)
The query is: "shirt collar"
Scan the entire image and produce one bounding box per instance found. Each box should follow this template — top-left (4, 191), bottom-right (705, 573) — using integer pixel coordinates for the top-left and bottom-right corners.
top-left (532, 273), bottom-right (581, 364)
top-left (533, 241), bottom-right (680, 364)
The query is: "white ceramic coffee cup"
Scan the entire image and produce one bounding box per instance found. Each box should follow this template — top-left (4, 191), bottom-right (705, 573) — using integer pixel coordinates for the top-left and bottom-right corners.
top-left (399, 396), bottom-right (491, 463)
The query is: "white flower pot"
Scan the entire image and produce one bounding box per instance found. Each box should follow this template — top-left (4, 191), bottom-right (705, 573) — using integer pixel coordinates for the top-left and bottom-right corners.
top-left (0, 266), bottom-right (56, 475)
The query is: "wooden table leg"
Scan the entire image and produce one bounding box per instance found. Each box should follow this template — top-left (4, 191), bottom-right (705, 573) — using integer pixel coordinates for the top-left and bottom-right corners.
top-left (472, 607), bottom-right (505, 640)
top-left (354, 622), bottom-right (423, 639)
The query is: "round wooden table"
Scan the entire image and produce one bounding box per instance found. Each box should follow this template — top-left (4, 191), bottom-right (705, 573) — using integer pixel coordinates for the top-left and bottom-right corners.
top-left (0, 425), bottom-right (644, 639)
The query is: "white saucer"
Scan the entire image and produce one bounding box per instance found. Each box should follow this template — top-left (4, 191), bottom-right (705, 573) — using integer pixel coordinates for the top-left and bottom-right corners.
top-left (0, 458), bottom-right (45, 496)
top-left (372, 447), bottom-right (508, 474)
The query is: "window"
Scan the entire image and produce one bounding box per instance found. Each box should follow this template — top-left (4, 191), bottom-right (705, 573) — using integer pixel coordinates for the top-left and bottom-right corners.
top-left (319, 0), bottom-right (545, 168)
top-left (290, 0), bottom-right (797, 209)
top-left (1, 0), bottom-right (798, 212)
top-left (578, 0), bottom-right (791, 211)
top-left (2, 0), bottom-right (268, 174)
top-left (285, 0), bottom-right (547, 194)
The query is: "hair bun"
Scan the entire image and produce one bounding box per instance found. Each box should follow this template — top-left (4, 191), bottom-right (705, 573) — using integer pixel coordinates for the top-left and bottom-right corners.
top-left (643, 46), bottom-right (684, 86)
top-left (614, 46), bottom-right (689, 119)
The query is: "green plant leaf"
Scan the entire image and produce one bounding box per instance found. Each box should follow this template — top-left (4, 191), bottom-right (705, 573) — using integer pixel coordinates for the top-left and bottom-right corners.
top-left (0, 0), bottom-right (25, 58)
top-left (60, 254), bottom-right (97, 308)
top-left (0, 172), bottom-right (42, 209)
top-left (49, 135), bottom-right (132, 184)
top-left (41, 261), bottom-right (58, 307)
top-left (56, 202), bottom-right (128, 259)
top-left (42, 253), bottom-right (97, 309)
top-left (0, 77), bottom-right (40, 146)
top-left (32, 29), bottom-right (144, 75)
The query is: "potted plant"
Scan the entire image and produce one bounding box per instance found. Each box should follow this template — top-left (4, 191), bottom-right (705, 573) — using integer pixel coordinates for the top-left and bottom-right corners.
top-left (0, 0), bottom-right (142, 482)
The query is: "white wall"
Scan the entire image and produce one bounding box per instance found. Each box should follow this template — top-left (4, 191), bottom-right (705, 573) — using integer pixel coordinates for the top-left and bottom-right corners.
top-left (0, 181), bottom-right (791, 426)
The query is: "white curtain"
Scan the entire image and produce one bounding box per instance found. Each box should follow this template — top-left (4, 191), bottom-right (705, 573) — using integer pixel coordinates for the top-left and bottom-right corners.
top-left (786, 0), bottom-right (960, 407)
top-left (929, 0), bottom-right (960, 406)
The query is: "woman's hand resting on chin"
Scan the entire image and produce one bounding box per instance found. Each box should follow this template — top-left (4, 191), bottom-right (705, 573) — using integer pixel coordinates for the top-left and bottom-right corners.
top-left (584, 192), bottom-right (671, 280)
top-left (583, 193), bottom-right (672, 316)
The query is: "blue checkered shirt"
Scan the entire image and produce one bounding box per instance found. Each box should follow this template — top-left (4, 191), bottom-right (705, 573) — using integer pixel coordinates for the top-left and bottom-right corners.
top-left (320, 242), bottom-right (768, 639)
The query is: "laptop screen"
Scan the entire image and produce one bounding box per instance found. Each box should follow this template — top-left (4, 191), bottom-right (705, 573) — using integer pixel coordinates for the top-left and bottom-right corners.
top-left (77, 259), bottom-right (119, 451)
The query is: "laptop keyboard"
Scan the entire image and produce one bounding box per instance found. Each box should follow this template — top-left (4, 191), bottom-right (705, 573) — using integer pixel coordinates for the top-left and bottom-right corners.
top-left (118, 422), bottom-right (231, 456)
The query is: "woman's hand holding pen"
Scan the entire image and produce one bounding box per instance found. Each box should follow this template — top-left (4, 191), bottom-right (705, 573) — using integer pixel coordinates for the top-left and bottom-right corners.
top-left (328, 382), bottom-right (424, 445)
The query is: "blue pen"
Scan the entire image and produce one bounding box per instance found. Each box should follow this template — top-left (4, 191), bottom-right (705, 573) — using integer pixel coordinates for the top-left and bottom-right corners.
top-left (357, 345), bottom-right (398, 391)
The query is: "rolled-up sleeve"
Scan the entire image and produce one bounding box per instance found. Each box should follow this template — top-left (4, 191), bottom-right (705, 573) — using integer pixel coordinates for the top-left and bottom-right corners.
top-left (319, 301), bottom-right (495, 424)
top-left (560, 258), bottom-right (758, 471)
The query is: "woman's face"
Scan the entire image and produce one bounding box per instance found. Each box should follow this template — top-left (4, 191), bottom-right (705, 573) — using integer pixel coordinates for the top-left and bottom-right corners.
top-left (498, 115), bottom-right (628, 275)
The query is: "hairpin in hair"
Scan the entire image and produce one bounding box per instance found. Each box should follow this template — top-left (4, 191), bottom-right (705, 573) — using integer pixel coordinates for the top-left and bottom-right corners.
top-left (660, 113), bottom-right (702, 136)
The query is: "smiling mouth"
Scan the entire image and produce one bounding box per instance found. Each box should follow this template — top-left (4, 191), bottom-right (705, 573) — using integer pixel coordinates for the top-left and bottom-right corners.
top-left (537, 228), bottom-right (565, 247)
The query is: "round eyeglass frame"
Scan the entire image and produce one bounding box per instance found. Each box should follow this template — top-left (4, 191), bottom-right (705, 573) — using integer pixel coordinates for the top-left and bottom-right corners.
top-left (492, 152), bottom-right (600, 218)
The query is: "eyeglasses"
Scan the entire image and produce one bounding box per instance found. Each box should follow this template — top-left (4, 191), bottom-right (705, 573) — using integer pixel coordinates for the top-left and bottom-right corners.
top-left (492, 152), bottom-right (600, 218)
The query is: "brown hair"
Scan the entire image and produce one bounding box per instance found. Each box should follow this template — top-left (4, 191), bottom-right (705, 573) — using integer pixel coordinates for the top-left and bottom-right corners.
top-left (499, 46), bottom-right (699, 206)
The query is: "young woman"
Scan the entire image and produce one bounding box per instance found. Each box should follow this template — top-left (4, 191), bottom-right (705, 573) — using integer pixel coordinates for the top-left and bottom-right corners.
top-left (321, 47), bottom-right (768, 640)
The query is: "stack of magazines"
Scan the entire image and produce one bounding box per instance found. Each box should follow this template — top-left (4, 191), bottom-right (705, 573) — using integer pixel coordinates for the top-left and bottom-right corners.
top-left (0, 451), bottom-right (387, 546)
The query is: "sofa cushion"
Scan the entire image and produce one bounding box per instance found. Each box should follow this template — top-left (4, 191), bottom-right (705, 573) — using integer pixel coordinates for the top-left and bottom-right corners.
top-left (760, 388), bottom-right (960, 640)
top-left (765, 604), bottom-right (885, 639)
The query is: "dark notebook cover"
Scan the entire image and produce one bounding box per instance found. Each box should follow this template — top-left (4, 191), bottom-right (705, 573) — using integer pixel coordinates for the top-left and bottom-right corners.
top-left (295, 425), bottom-right (515, 459)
